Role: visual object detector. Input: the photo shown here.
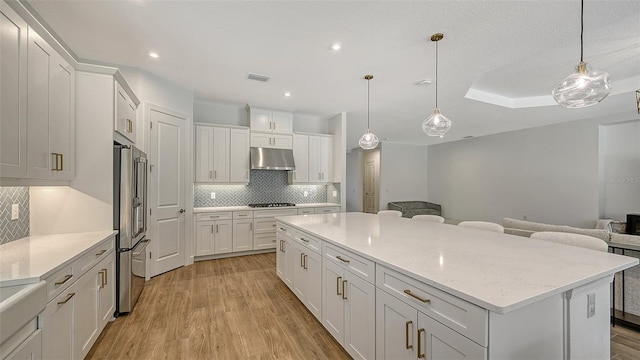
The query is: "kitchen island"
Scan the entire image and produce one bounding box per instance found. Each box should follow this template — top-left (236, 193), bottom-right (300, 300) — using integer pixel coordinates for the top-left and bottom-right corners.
top-left (275, 212), bottom-right (638, 360)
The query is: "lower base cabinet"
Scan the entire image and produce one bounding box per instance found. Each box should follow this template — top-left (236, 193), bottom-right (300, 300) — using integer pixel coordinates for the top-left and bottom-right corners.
top-left (376, 289), bottom-right (486, 360)
top-left (5, 330), bottom-right (42, 360)
top-left (276, 234), bottom-right (293, 288)
top-left (291, 242), bottom-right (322, 321)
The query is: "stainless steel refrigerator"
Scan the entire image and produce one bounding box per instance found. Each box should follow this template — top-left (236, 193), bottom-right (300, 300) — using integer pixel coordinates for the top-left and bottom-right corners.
top-left (113, 143), bottom-right (149, 316)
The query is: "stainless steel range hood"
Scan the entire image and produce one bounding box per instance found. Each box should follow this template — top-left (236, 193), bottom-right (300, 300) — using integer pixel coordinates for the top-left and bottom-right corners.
top-left (250, 147), bottom-right (296, 170)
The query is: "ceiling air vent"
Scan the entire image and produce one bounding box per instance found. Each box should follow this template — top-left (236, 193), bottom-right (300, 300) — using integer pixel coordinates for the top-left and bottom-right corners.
top-left (248, 73), bottom-right (270, 82)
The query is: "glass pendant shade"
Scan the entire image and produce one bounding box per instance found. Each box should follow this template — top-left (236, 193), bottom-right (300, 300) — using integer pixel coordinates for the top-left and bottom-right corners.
top-left (552, 61), bottom-right (611, 108)
top-left (359, 129), bottom-right (379, 149)
top-left (422, 108), bottom-right (451, 138)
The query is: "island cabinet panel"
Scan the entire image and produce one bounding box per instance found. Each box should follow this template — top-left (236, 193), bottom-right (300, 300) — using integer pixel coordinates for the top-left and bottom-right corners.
top-left (292, 241), bottom-right (322, 321)
top-left (276, 226), bottom-right (294, 288)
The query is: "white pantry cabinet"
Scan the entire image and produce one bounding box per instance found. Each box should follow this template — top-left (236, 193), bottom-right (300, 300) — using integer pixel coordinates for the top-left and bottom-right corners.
top-left (26, 27), bottom-right (75, 180)
top-left (115, 81), bottom-right (137, 143)
top-left (195, 124), bottom-right (249, 183)
top-left (0, 2), bottom-right (28, 178)
top-left (307, 135), bottom-right (332, 183)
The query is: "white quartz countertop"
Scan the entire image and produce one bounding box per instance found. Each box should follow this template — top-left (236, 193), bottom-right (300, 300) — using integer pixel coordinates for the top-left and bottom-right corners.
top-left (194, 203), bottom-right (340, 213)
top-left (0, 230), bottom-right (117, 287)
top-left (277, 213), bottom-right (639, 314)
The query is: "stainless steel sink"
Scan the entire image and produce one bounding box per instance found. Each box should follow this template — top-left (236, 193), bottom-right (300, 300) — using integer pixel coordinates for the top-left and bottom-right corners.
top-left (0, 281), bottom-right (46, 345)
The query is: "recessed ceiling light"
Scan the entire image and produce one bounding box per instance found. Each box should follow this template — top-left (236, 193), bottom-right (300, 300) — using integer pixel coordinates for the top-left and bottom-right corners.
top-left (284, 92), bottom-right (291, 97)
top-left (148, 51), bottom-right (159, 58)
top-left (330, 42), bottom-right (341, 51)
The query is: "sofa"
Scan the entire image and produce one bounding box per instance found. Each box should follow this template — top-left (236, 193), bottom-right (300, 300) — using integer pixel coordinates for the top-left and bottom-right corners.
top-left (502, 218), bottom-right (611, 241)
top-left (387, 201), bottom-right (441, 219)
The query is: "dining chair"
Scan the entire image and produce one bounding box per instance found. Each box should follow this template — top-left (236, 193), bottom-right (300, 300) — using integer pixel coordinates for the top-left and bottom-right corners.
top-left (377, 210), bottom-right (402, 217)
top-left (411, 214), bottom-right (445, 223)
top-left (458, 221), bottom-right (504, 233)
top-left (530, 231), bottom-right (608, 252)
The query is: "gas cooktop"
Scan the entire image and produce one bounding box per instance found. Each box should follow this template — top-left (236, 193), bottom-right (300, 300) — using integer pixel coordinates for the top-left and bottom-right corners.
top-left (248, 202), bottom-right (296, 208)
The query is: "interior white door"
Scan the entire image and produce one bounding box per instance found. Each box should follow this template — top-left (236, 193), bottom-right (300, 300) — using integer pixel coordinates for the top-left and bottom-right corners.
top-left (149, 107), bottom-right (187, 276)
top-left (364, 159), bottom-right (376, 213)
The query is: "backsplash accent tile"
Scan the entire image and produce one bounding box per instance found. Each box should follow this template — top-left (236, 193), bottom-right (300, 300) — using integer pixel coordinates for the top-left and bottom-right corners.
top-left (0, 187), bottom-right (30, 245)
top-left (194, 170), bottom-right (336, 207)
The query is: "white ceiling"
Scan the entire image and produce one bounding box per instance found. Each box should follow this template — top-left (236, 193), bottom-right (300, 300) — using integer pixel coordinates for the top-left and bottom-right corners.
top-left (27, 0), bottom-right (640, 148)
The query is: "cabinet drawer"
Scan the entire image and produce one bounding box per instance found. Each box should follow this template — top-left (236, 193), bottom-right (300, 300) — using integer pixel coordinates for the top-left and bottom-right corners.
top-left (233, 211), bottom-right (253, 219)
top-left (253, 233), bottom-right (277, 250)
top-left (254, 218), bottom-right (276, 233)
top-left (276, 222), bottom-right (294, 237)
top-left (323, 243), bottom-right (375, 284)
top-left (376, 265), bottom-right (488, 346)
top-left (314, 207), bottom-right (339, 214)
top-left (196, 212), bottom-right (232, 221)
top-left (293, 230), bottom-right (322, 254)
top-left (76, 241), bottom-right (113, 275)
top-left (44, 265), bottom-right (74, 302)
top-left (297, 208), bottom-right (314, 215)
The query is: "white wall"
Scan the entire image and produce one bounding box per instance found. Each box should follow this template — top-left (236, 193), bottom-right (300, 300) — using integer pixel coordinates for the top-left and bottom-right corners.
top-left (346, 149), bottom-right (363, 212)
top-left (379, 142), bottom-right (429, 210)
top-left (601, 120), bottom-right (640, 220)
top-left (428, 114), bottom-right (639, 227)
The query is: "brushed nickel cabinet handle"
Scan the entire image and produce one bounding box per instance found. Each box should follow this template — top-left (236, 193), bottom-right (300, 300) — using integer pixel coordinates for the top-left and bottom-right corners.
top-left (300, 253), bottom-right (304, 268)
top-left (417, 328), bottom-right (425, 358)
top-left (96, 249), bottom-right (107, 256)
top-left (58, 154), bottom-right (63, 171)
top-left (336, 255), bottom-right (350, 263)
top-left (99, 270), bottom-right (106, 289)
top-left (211, 225), bottom-right (214, 233)
top-left (303, 254), bottom-right (308, 269)
top-left (57, 293), bottom-right (75, 305)
top-left (342, 280), bottom-right (347, 300)
top-left (214, 170), bottom-right (217, 179)
top-left (238, 214), bottom-right (247, 217)
top-left (51, 153), bottom-right (61, 171)
top-left (404, 289), bottom-right (431, 303)
top-left (209, 170), bottom-right (213, 179)
top-left (337, 276), bottom-right (342, 295)
top-left (300, 237), bottom-right (309, 243)
top-left (216, 224), bottom-right (219, 233)
top-left (406, 321), bottom-right (413, 349)
top-left (279, 227), bottom-right (287, 232)
top-left (55, 274), bottom-right (73, 286)
top-left (103, 268), bottom-right (108, 286)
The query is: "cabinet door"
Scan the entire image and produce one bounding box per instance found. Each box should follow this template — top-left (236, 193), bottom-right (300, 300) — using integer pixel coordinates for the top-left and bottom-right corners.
top-left (74, 265), bottom-right (101, 359)
top-left (253, 218), bottom-right (276, 233)
top-left (418, 311), bottom-right (486, 360)
top-left (26, 27), bottom-right (52, 179)
top-left (50, 52), bottom-right (74, 180)
top-left (319, 136), bottom-right (333, 182)
top-left (127, 99), bottom-right (137, 143)
top-left (283, 237), bottom-right (294, 288)
top-left (249, 108), bottom-right (272, 132)
top-left (233, 219), bottom-right (253, 252)
top-left (271, 111), bottom-right (293, 134)
top-left (115, 82), bottom-right (135, 142)
top-left (276, 235), bottom-right (286, 282)
top-left (195, 221), bottom-right (216, 256)
top-left (0, 2), bottom-right (28, 178)
top-left (195, 125), bottom-right (214, 182)
top-left (212, 127), bottom-right (230, 182)
top-left (229, 128), bottom-right (250, 182)
top-left (253, 232), bottom-right (276, 250)
top-left (376, 288), bottom-right (417, 360)
top-left (5, 329), bottom-right (42, 360)
top-left (305, 250), bottom-right (322, 321)
top-left (98, 254), bottom-right (116, 329)
top-left (271, 134), bottom-right (293, 149)
top-left (344, 271), bottom-right (376, 360)
top-left (250, 132), bottom-right (273, 148)
top-left (322, 259), bottom-right (345, 344)
top-left (213, 219), bottom-right (232, 254)
top-left (41, 286), bottom-right (76, 359)
top-left (292, 243), bottom-right (306, 300)
top-left (291, 134), bottom-right (309, 182)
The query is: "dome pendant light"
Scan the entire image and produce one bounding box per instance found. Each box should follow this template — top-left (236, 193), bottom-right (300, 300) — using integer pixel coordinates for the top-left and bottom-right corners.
top-left (422, 33), bottom-right (452, 138)
top-left (552, 0), bottom-right (611, 108)
top-left (359, 75), bottom-right (380, 150)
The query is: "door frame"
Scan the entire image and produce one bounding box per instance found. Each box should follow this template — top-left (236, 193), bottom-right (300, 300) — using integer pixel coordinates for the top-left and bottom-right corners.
top-left (144, 102), bottom-right (193, 279)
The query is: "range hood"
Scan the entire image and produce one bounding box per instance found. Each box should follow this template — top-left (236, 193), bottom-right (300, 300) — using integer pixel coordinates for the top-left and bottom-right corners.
top-left (250, 147), bottom-right (296, 170)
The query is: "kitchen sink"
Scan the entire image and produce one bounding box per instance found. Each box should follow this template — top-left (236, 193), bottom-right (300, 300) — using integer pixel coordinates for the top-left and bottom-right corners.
top-left (0, 281), bottom-right (46, 346)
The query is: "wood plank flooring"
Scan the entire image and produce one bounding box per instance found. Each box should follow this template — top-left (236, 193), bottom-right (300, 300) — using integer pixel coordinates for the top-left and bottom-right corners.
top-left (87, 253), bottom-right (640, 359)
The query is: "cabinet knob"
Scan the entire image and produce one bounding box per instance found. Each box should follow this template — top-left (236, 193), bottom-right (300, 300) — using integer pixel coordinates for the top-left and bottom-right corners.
top-left (179, 209), bottom-right (185, 213)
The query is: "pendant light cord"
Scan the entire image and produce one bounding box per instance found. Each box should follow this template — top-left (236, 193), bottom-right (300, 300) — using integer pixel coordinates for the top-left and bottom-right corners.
top-left (435, 40), bottom-right (439, 108)
top-left (367, 78), bottom-right (370, 129)
top-left (580, 0), bottom-right (584, 62)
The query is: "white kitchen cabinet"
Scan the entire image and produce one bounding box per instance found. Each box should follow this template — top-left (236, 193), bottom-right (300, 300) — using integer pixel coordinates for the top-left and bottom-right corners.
top-left (229, 128), bottom-right (250, 183)
top-left (232, 218), bottom-right (253, 252)
top-left (289, 134), bottom-right (309, 183)
top-left (26, 27), bottom-right (75, 180)
top-left (252, 209), bottom-right (296, 251)
top-left (276, 232), bottom-right (294, 289)
top-left (195, 220), bottom-right (216, 256)
top-left (308, 135), bottom-right (332, 183)
top-left (4, 330), bottom-right (42, 360)
top-left (0, 2), bottom-right (28, 178)
top-left (41, 286), bottom-right (76, 360)
top-left (214, 220), bottom-right (233, 254)
top-left (315, 206), bottom-right (340, 214)
top-left (250, 132), bottom-right (293, 149)
top-left (253, 232), bottom-right (277, 250)
top-left (249, 107), bottom-right (293, 134)
top-left (292, 241), bottom-right (322, 321)
top-left (195, 125), bottom-right (249, 183)
top-left (195, 216), bottom-right (233, 256)
top-left (114, 81), bottom-right (137, 143)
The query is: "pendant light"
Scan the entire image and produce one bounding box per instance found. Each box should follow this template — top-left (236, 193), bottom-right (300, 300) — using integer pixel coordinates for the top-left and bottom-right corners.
top-left (422, 33), bottom-right (452, 138)
top-left (552, 0), bottom-right (610, 108)
top-left (359, 75), bottom-right (380, 149)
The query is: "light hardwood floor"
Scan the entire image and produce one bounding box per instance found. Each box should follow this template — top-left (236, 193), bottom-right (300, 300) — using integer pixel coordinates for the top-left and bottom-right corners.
top-left (87, 253), bottom-right (640, 359)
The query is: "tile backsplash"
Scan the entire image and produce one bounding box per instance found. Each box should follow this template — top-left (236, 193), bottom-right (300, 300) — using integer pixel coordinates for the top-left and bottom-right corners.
top-left (194, 170), bottom-right (339, 207)
top-left (0, 187), bottom-right (30, 244)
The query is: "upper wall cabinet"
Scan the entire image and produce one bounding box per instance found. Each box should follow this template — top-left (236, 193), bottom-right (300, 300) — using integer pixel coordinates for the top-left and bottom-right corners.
top-left (1, 5), bottom-right (75, 182)
top-left (249, 107), bottom-right (293, 134)
top-left (115, 81), bottom-right (137, 143)
top-left (289, 133), bottom-right (333, 184)
top-left (195, 124), bottom-right (249, 184)
top-left (0, 2), bottom-right (28, 178)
